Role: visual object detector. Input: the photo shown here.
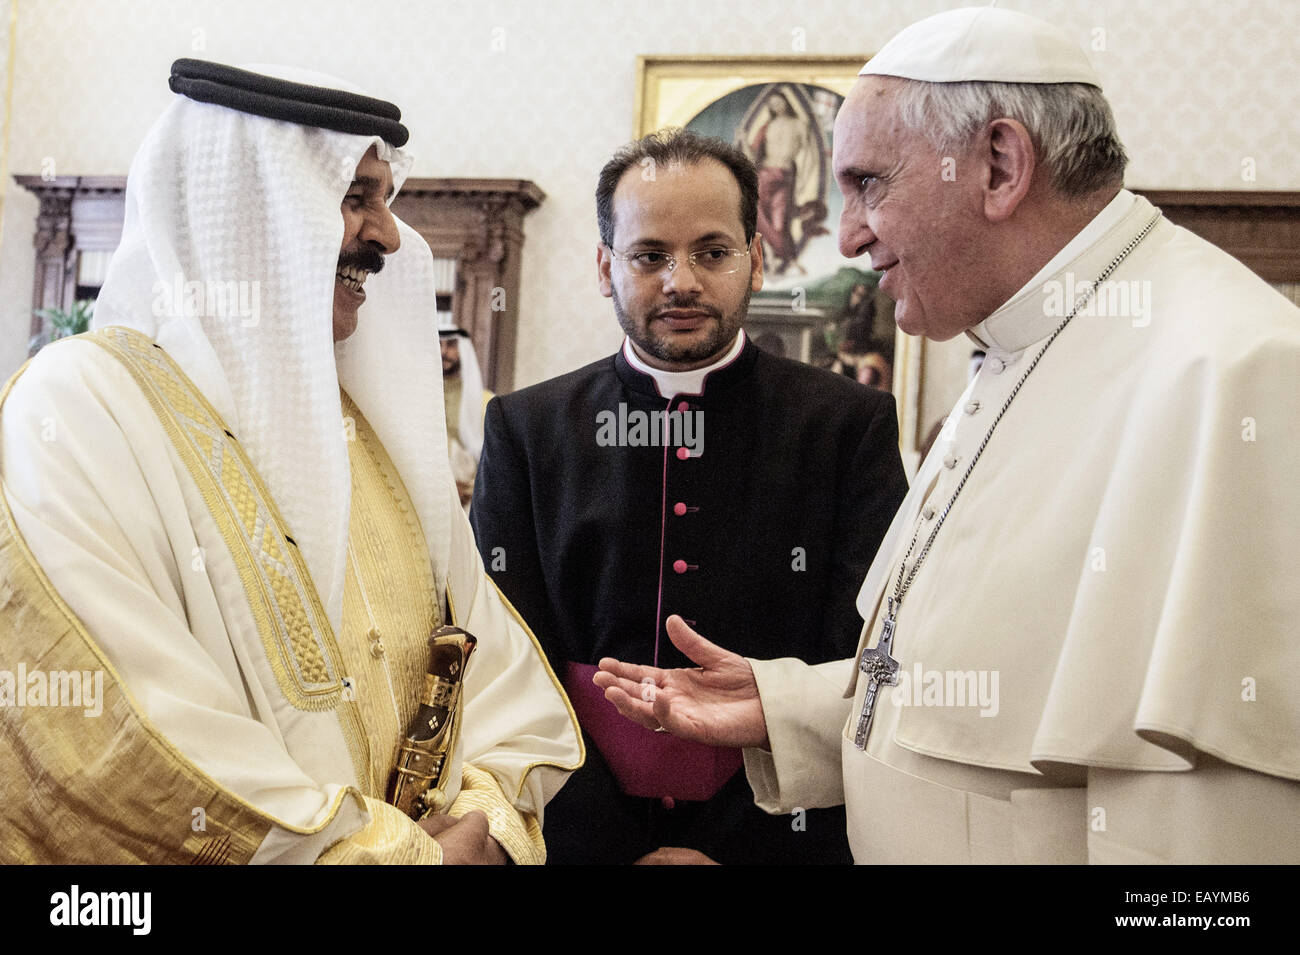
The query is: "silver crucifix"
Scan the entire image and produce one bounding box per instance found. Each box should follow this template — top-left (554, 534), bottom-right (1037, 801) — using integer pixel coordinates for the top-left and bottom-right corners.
top-left (853, 609), bottom-right (900, 750)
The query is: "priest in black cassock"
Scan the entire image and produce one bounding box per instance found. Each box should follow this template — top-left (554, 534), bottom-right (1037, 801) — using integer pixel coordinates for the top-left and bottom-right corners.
top-left (470, 129), bottom-right (907, 864)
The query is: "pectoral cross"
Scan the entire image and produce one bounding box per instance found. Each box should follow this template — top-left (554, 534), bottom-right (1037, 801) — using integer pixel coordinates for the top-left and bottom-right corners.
top-left (853, 609), bottom-right (900, 750)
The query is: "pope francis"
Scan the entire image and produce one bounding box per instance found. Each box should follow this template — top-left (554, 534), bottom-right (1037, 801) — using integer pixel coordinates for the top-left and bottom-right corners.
top-left (595, 7), bottom-right (1300, 864)
top-left (0, 60), bottom-right (582, 864)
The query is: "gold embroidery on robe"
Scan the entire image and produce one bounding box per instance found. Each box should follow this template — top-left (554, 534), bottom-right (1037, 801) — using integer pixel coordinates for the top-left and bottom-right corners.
top-left (338, 391), bottom-right (442, 798)
top-left (85, 326), bottom-right (370, 787)
top-left (316, 796), bottom-right (445, 865)
top-left (0, 334), bottom-right (552, 863)
top-left (327, 393), bottom-right (544, 863)
top-left (448, 764), bottom-right (545, 865)
top-left (86, 329), bottom-right (345, 707)
top-left (0, 361), bottom-right (375, 864)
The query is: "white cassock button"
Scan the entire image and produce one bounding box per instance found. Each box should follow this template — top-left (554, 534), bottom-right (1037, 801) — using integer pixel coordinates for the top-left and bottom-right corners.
top-left (943, 454), bottom-right (959, 469)
top-left (922, 505), bottom-right (935, 520)
top-left (964, 400), bottom-right (981, 415)
top-left (987, 357), bottom-right (1006, 374)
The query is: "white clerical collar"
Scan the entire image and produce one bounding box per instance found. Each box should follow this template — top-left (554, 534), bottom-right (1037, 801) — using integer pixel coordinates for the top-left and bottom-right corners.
top-left (622, 329), bottom-right (747, 398)
top-left (968, 188), bottom-right (1138, 353)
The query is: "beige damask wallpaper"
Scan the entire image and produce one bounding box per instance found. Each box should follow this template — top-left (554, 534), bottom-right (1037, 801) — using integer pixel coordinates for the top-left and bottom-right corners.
top-left (0, 0), bottom-right (1297, 384)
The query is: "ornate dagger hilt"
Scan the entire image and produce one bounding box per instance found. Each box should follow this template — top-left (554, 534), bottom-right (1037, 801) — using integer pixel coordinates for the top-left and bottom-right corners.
top-left (388, 626), bottom-right (477, 820)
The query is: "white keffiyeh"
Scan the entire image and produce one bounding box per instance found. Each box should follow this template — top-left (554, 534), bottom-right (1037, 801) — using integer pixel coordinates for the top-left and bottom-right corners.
top-left (93, 66), bottom-right (452, 629)
top-left (453, 333), bottom-right (485, 462)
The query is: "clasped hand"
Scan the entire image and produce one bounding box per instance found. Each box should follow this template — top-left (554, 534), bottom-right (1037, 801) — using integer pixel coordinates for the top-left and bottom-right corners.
top-left (418, 811), bottom-right (508, 865)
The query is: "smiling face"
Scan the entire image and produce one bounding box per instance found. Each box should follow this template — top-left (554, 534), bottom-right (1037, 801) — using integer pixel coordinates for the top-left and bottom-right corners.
top-left (596, 158), bottom-right (763, 371)
top-left (333, 144), bottom-right (401, 342)
top-left (833, 76), bottom-right (990, 342)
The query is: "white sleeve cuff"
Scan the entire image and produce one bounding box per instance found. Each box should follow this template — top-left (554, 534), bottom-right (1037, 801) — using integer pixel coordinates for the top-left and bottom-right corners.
top-left (744, 656), bottom-right (854, 813)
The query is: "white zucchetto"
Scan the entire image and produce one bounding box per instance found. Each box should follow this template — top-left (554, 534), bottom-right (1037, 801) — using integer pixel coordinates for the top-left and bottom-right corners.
top-left (860, 6), bottom-right (1101, 87)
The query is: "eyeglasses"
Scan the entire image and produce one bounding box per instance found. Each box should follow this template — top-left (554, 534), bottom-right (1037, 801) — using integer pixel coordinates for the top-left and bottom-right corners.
top-left (607, 236), bottom-right (759, 278)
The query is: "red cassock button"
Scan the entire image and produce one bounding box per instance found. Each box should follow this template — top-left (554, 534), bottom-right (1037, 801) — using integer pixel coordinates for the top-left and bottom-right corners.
top-left (677, 401), bottom-right (690, 413)
top-left (672, 559), bottom-right (688, 574)
top-left (676, 446), bottom-right (689, 460)
top-left (673, 502), bottom-right (687, 516)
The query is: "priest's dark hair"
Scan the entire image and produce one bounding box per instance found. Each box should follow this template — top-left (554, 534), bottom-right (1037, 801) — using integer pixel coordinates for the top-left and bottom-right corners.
top-left (596, 128), bottom-right (759, 248)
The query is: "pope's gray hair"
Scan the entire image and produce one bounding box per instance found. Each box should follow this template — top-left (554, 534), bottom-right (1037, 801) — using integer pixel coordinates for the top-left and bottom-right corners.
top-left (889, 79), bottom-right (1128, 198)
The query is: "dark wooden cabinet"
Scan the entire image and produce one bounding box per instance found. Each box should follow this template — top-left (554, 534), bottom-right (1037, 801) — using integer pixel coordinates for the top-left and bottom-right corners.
top-left (15, 176), bottom-right (125, 353)
top-left (391, 179), bottom-right (543, 392)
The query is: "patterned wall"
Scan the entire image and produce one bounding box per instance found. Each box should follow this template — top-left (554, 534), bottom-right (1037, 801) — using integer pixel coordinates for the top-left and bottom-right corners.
top-left (0, 0), bottom-right (1297, 383)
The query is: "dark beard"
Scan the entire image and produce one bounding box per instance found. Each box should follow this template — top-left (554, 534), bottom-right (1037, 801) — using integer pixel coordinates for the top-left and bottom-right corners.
top-left (612, 287), bottom-right (751, 367)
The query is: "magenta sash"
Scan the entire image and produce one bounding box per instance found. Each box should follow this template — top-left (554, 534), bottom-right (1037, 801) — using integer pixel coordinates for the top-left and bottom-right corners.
top-left (563, 662), bottom-right (742, 801)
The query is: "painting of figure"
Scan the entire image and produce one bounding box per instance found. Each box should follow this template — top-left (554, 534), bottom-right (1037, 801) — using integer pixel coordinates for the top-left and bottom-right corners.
top-left (685, 81), bottom-right (841, 283)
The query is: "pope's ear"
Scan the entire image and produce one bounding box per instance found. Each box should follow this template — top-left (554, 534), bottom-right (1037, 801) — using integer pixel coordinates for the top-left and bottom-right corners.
top-left (983, 117), bottom-right (1035, 223)
top-left (597, 243), bottom-right (614, 298)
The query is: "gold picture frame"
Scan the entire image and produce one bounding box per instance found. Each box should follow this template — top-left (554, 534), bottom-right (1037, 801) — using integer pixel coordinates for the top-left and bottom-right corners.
top-left (633, 55), bottom-right (924, 469)
top-left (634, 55), bottom-right (864, 139)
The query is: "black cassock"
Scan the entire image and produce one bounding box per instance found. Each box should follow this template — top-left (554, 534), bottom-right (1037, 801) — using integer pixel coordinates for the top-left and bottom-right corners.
top-left (470, 338), bottom-right (908, 864)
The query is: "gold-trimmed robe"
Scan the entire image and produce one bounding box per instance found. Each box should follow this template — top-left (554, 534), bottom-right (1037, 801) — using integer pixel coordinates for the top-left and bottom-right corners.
top-left (0, 328), bottom-right (582, 864)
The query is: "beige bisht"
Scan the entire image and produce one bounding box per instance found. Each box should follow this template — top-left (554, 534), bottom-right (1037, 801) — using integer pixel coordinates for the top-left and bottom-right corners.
top-left (0, 68), bottom-right (581, 864)
top-left (746, 192), bottom-right (1300, 863)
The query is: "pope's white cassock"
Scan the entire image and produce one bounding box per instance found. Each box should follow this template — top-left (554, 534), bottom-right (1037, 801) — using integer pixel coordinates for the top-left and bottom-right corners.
top-left (0, 65), bottom-right (582, 864)
top-left (745, 184), bottom-right (1300, 863)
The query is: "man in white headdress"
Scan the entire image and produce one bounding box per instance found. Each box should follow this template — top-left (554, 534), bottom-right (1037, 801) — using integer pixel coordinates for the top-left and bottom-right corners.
top-left (438, 319), bottom-right (491, 509)
top-left (595, 7), bottom-right (1300, 863)
top-left (0, 59), bottom-right (581, 864)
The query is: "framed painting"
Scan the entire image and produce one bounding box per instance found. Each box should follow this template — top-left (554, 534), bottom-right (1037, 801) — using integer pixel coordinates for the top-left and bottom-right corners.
top-left (634, 55), bottom-right (924, 467)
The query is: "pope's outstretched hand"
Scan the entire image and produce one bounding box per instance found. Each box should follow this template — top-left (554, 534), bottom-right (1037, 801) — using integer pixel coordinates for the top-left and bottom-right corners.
top-left (593, 614), bottom-right (770, 749)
